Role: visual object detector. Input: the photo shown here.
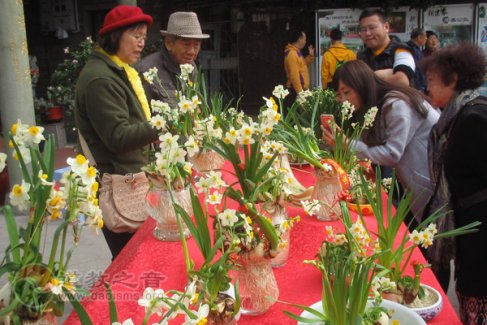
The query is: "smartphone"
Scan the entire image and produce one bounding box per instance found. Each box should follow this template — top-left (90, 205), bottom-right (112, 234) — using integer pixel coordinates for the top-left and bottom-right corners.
top-left (320, 114), bottom-right (334, 132)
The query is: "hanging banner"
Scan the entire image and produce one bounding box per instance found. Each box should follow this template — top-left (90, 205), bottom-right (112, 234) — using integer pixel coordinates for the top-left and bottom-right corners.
top-left (423, 4), bottom-right (474, 47)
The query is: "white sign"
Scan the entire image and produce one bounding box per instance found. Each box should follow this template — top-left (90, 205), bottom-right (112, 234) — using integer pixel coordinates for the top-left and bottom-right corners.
top-left (423, 4), bottom-right (474, 46)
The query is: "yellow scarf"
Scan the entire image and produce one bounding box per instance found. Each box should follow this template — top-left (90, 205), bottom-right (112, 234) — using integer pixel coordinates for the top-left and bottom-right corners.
top-left (98, 49), bottom-right (151, 121)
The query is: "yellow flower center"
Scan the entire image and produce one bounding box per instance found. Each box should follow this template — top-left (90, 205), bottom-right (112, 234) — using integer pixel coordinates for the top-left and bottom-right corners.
top-left (11, 123), bottom-right (18, 135)
top-left (87, 166), bottom-right (97, 178)
top-left (246, 216), bottom-right (252, 224)
top-left (191, 292), bottom-right (199, 304)
top-left (51, 209), bottom-right (61, 220)
top-left (91, 182), bottom-right (99, 193)
top-left (50, 196), bottom-right (60, 206)
top-left (12, 184), bottom-right (23, 196)
top-left (28, 126), bottom-right (39, 136)
top-left (75, 154), bottom-right (87, 165)
top-left (196, 318), bottom-right (207, 325)
top-left (51, 277), bottom-right (61, 286)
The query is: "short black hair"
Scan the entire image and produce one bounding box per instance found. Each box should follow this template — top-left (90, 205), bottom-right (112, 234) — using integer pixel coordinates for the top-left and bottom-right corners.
top-left (410, 28), bottom-right (424, 39)
top-left (425, 30), bottom-right (438, 39)
top-left (99, 22), bottom-right (146, 54)
top-left (330, 28), bottom-right (343, 41)
top-left (289, 28), bottom-right (304, 44)
top-left (359, 9), bottom-right (387, 24)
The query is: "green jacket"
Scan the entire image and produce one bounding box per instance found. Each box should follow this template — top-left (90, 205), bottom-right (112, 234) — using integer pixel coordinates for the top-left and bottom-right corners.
top-left (75, 51), bottom-right (158, 175)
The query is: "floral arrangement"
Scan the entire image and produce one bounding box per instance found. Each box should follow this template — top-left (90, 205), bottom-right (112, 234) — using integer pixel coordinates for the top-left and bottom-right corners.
top-left (0, 120), bottom-right (103, 322)
top-left (45, 37), bottom-right (95, 115)
top-left (323, 100), bottom-right (378, 173)
top-left (294, 87), bottom-right (341, 136)
top-left (281, 202), bottom-right (391, 325)
top-left (205, 96), bottom-right (289, 257)
top-left (354, 169), bottom-right (480, 304)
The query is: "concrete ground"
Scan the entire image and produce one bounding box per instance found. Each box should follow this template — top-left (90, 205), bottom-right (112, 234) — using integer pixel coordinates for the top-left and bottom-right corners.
top-left (0, 146), bottom-right (460, 323)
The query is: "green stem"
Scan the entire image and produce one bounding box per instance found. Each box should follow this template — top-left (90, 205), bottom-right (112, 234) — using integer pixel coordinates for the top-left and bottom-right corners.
top-left (169, 188), bottom-right (191, 274)
top-left (58, 224), bottom-right (68, 274)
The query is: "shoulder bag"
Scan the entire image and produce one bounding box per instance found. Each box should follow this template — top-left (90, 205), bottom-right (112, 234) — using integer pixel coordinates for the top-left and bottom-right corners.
top-left (79, 131), bottom-right (149, 233)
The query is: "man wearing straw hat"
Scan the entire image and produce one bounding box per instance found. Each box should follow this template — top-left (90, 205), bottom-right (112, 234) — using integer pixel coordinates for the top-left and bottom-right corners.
top-left (137, 11), bottom-right (209, 108)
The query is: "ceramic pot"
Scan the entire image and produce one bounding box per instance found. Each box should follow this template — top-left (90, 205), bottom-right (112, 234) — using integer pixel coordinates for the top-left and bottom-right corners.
top-left (406, 284), bottom-right (443, 321)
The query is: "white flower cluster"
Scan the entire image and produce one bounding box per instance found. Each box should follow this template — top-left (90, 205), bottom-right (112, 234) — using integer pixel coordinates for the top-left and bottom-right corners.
top-left (9, 119), bottom-right (45, 164)
top-left (340, 101), bottom-right (355, 121)
top-left (177, 95), bottom-right (200, 114)
top-left (301, 199), bottom-right (321, 216)
top-left (154, 133), bottom-right (191, 183)
top-left (261, 140), bottom-right (287, 161)
top-left (136, 281), bottom-right (209, 325)
top-left (223, 121), bottom-right (258, 146)
top-left (217, 209), bottom-right (254, 249)
top-left (409, 223), bottom-right (438, 248)
top-left (143, 67), bottom-right (159, 85)
top-left (324, 226), bottom-right (348, 245)
top-left (180, 63), bottom-right (195, 81)
top-left (192, 115), bottom-right (223, 155)
top-left (272, 85), bottom-right (289, 99)
top-left (296, 89), bottom-right (312, 105)
top-left (363, 106), bottom-right (378, 129)
top-left (371, 276), bottom-right (397, 295)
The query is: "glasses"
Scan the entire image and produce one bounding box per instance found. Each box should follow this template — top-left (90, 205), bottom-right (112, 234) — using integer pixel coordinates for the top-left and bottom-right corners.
top-left (131, 33), bottom-right (147, 43)
top-left (359, 24), bottom-right (381, 34)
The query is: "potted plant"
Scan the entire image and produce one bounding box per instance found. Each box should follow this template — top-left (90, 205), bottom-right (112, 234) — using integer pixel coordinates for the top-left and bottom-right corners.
top-left (46, 37), bottom-right (95, 118)
top-left (0, 120), bottom-right (103, 323)
top-left (355, 169), bottom-right (480, 318)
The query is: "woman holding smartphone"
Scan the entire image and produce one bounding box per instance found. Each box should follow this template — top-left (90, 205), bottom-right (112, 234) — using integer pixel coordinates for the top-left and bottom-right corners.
top-left (321, 60), bottom-right (439, 222)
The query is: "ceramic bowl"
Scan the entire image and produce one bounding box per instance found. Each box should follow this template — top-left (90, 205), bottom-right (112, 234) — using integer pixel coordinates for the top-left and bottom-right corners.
top-left (408, 284), bottom-right (443, 321)
top-left (298, 299), bottom-right (426, 325)
top-left (346, 201), bottom-right (374, 216)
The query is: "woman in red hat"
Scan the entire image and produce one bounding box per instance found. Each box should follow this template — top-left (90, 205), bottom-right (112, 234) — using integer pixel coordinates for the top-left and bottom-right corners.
top-left (75, 5), bottom-right (159, 259)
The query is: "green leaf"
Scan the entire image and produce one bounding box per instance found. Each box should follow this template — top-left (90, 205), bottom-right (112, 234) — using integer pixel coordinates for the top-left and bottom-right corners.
top-left (104, 282), bottom-right (119, 323)
top-left (67, 293), bottom-right (94, 325)
top-left (2, 205), bottom-right (20, 264)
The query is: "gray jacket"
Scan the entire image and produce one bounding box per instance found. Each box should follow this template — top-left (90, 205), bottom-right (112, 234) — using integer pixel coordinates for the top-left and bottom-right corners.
top-left (136, 46), bottom-right (197, 110)
top-left (352, 98), bottom-right (440, 220)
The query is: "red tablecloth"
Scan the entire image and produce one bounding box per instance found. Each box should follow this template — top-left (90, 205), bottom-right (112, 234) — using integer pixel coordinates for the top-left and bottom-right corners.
top-left (65, 163), bottom-right (461, 324)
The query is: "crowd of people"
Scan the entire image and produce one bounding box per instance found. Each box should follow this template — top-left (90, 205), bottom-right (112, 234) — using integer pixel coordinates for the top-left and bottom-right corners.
top-left (73, 5), bottom-right (486, 324)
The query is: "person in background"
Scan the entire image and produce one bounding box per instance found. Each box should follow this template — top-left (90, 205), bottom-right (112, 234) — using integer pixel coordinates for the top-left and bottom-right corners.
top-left (321, 28), bottom-right (356, 89)
top-left (423, 31), bottom-right (440, 57)
top-left (75, 5), bottom-right (159, 259)
top-left (357, 9), bottom-right (415, 87)
top-left (421, 44), bottom-right (487, 324)
top-left (284, 29), bottom-right (315, 103)
top-left (321, 60), bottom-right (439, 222)
top-left (406, 28), bottom-right (427, 93)
top-left (137, 12), bottom-right (209, 108)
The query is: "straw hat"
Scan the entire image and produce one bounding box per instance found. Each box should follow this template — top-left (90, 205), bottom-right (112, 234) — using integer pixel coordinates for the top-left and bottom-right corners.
top-left (99, 5), bottom-right (153, 36)
top-left (160, 12), bottom-right (210, 39)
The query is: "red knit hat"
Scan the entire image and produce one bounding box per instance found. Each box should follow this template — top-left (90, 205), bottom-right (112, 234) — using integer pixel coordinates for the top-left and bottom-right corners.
top-left (99, 5), bottom-right (153, 36)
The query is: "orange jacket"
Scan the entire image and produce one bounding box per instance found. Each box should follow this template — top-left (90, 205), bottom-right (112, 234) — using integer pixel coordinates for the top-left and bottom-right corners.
top-left (284, 44), bottom-right (314, 93)
top-left (321, 43), bottom-right (356, 89)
